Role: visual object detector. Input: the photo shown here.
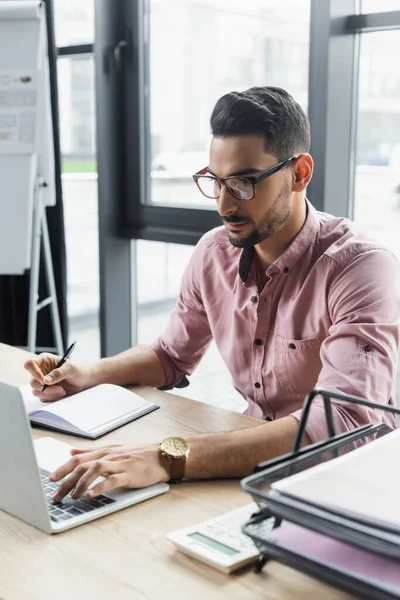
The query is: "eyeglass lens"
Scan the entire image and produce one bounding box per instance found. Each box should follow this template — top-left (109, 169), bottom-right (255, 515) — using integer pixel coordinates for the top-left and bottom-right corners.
top-left (197, 176), bottom-right (253, 200)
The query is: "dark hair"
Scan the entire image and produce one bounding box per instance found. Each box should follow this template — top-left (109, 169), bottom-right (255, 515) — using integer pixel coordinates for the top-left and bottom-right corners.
top-left (210, 86), bottom-right (310, 161)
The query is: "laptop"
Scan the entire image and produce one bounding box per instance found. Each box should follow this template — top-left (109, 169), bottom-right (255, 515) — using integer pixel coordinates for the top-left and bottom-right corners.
top-left (0, 381), bottom-right (169, 533)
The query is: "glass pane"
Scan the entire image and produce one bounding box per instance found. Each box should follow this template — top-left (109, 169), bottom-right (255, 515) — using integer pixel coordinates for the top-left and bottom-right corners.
top-left (149, 0), bottom-right (310, 208)
top-left (58, 57), bottom-right (96, 172)
top-left (57, 56), bottom-right (100, 362)
top-left (362, 0), bottom-right (400, 12)
top-left (53, 0), bottom-right (94, 47)
top-left (136, 240), bottom-right (246, 412)
top-left (354, 31), bottom-right (400, 261)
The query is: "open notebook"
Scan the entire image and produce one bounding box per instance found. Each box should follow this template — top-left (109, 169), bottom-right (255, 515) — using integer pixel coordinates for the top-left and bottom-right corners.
top-left (20, 384), bottom-right (159, 439)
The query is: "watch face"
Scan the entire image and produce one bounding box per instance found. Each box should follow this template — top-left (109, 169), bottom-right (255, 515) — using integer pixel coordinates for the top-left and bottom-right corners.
top-left (162, 437), bottom-right (189, 458)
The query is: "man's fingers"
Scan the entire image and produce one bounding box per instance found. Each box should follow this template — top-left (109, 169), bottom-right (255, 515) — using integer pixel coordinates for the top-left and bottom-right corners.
top-left (30, 378), bottom-right (43, 390)
top-left (69, 447), bottom-right (95, 455)
top-left (50, 455), bottom-right (86, 482)
top-left (34, 354), bottom-right (47, 366)
top-left (32, 386), bottom-right (66, 402)
top-left (43, 363), bottom-right (72, 385)
top-left (50, 449), bottom-right (113, 481)
top-left (24, 360), bottom-right (46, 385)
top-left (71, 460), bottom-right (123, 499)
top-left (88, 472), bottom-right (128, 498)
top-left (52, 466), bottom-right (88, 503)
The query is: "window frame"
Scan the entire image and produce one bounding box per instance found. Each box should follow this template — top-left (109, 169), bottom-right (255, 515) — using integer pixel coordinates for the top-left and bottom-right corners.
top-left (307, 1), bottom-right (400, 218)
top-left (114, 0), bottom-right (221, 246)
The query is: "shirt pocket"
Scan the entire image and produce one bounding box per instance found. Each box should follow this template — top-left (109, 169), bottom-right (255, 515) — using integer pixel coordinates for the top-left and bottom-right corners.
top-left (274, 334), bottom-right (322, 394)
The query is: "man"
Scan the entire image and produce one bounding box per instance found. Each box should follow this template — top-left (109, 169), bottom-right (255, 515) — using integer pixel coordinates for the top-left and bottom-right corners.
top-left (25, 86), bottom-right (400, 502)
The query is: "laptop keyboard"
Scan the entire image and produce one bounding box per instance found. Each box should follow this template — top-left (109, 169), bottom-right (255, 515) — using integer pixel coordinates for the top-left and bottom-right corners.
top-left (40, 468), bottom-right (116, 523)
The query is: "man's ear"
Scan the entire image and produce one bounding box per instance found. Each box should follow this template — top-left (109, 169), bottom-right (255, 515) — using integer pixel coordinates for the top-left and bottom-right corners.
top-left (292, 154), bottom-right (313, 192)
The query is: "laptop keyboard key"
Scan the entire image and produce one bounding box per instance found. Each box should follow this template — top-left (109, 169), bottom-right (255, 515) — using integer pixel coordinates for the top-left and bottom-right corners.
top-left (58, 513), bottom-right (73, 521)
top-left (83, 498), bottom-right (104, 509)
top-left (75, 503), bottom-right (95, 513)
top-left (98, 496), bottom-right (115, 505)
top-left (66, 507), bottom-right (84, 517)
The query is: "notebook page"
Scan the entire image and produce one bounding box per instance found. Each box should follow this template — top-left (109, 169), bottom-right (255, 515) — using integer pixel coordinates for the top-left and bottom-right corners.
top-left (30, 411), bottom-right (83, 435)
top-left (20, 384), bottom-right (48, 413)
top-left (28, 384), bottom-right (154, 433)
top-left (273, 428), bottom-right (400, 529)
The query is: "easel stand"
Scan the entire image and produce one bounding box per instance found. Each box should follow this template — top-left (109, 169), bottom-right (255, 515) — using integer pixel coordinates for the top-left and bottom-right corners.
top-left (26, 176), bottom-right (63, 356)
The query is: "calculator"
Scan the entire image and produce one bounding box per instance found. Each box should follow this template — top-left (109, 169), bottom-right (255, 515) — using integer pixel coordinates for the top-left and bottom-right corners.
top-left (167, 502), bottom-right (273, 573)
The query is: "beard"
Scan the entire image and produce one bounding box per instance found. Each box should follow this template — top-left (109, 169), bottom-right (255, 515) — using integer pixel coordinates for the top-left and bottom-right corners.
top-left (227, 179), bottom-right (291, 248)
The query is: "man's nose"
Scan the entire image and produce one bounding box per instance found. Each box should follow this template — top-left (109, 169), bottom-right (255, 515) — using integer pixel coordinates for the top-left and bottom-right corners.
top-left (217, 184), bottom-right (238, 218)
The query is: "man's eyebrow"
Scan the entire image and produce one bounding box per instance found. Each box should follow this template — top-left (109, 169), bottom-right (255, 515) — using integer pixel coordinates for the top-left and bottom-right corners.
top-left (207, 167), bottom-right (263, 177)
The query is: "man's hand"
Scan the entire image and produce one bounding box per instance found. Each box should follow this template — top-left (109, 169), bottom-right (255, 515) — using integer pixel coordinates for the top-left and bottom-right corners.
top-left (24, 353), bottom-right (93, 402)
top-left (50, 444), bottom-right (170, 503)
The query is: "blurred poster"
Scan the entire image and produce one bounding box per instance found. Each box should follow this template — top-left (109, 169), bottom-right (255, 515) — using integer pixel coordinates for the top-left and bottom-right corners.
top-left (0, 69), bottom-right (39, 154)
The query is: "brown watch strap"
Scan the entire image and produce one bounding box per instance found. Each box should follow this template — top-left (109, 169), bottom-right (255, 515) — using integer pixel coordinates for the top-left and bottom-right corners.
top-left (169, 456), bottom-right (186, 483)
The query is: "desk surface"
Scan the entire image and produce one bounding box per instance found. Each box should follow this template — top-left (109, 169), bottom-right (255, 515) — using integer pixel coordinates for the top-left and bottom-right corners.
top-left (0, 344), bottom-right (353, 600)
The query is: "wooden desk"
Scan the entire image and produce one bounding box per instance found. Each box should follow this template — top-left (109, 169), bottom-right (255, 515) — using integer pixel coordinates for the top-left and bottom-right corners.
top-left (0, 344), bottom-right (353, 600)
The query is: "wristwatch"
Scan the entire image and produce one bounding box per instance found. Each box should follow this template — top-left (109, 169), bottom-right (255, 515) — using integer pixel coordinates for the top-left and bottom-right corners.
top-left (160, 436), bottom-right (190, 483)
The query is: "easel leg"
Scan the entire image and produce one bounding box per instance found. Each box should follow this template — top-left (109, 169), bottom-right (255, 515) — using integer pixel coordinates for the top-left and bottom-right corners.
top-left (27, 186), bottom-right (43, 354)
top-left (41, 209), bottom-right (64, 356)
top-left (27, 180), bottom-right (64, 356)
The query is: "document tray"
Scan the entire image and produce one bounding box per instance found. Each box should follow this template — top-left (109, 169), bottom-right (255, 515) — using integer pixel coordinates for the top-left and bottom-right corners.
top-left (239, 388), bottom-right (400, 592)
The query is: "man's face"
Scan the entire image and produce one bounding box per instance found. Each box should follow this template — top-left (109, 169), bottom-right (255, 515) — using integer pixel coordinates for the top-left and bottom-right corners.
top-left (208, 134), bottom-right (293, 248)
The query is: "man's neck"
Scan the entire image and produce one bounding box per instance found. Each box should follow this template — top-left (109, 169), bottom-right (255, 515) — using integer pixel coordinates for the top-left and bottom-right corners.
top-left (255, 196), bottom-right (307, 270)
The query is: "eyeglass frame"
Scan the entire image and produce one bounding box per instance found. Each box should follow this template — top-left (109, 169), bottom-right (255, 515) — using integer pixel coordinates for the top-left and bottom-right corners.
top-left (192, 155), bottom-right (298, 201)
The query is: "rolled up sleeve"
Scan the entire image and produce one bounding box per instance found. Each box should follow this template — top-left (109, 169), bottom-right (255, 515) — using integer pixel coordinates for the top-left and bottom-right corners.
top-left (291, 249), bottom-right (400, 443)
top-left (150, 236), bottom-right (213, 390)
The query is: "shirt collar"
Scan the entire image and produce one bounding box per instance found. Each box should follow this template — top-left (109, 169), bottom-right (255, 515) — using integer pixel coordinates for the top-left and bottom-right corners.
top-left (238, 199), bottom-right (320, 283)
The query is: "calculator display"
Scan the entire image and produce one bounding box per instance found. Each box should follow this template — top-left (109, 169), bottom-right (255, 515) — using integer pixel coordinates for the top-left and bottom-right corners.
top-left (188, 532), bottom-right (239, 555)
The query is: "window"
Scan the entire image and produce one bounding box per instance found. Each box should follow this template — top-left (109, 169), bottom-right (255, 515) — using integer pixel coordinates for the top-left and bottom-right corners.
top-left (362, 0), bottom-right (400, 12)
top-left (58, 57), bottom-right (96, 171)
top-left (53, 0), bottom-right (98, 363)
top-left (57, 55), bottom-right (100, 362)
top-left (136, 241), bottom-right (194, 342)
top-left (354, 31), bottom-right (400, 262)
top-left (136, 240), bottom-right (245, 410)
top-left (148, 0), bottom-right (310, 210)
top-left (53, 0), bottom-right (94, 47)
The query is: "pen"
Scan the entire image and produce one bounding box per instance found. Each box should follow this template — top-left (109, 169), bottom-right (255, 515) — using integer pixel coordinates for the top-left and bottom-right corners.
top-left (41, 341), bottom-right (77, 392)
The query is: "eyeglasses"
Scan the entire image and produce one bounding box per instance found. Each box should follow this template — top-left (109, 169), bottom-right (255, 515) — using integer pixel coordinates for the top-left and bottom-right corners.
top-left (193, 156), bottom-right (297, 201)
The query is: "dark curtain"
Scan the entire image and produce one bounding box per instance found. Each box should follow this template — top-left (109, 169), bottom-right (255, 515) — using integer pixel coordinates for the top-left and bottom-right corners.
top-left (0, 0), bottom-right (68, 351)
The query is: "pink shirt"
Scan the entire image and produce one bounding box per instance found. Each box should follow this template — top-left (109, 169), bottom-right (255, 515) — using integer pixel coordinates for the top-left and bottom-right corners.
top-left (151, 200), bottom-right (400, 442)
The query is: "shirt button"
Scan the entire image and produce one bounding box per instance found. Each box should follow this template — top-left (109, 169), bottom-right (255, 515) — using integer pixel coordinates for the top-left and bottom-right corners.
top-left (288, 343), bottom-right (296, 350)
top-left (255, 339), bottom-right (263, 345)
top-left (283, 267), bottom-right (289, 274)
top-left (250, 296), bottom-right (258, 303)
top-left (254, 382), bottom-right (261, 389)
